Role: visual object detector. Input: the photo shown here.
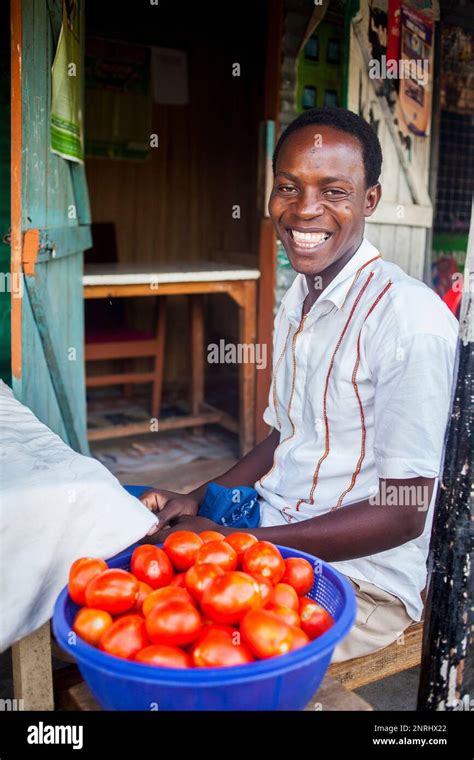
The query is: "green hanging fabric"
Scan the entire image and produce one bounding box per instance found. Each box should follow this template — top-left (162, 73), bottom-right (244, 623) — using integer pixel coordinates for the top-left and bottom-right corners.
top-left (50, 0), bottom-right (84, 163)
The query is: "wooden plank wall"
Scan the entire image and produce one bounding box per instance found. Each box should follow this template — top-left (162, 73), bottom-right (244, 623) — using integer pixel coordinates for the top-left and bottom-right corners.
top-left (85, 30), bottom-right (264, 387)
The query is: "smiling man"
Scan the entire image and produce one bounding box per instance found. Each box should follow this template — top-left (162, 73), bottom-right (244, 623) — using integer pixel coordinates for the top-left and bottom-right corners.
top-left (140, 108), bottom-right (458, 660)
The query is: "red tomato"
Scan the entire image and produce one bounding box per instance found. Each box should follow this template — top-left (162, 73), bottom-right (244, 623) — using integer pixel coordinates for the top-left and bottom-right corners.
top-left (242, 541), bottom-right (285, 584)
top-left (68, 557), bottom-right (108, 606)
top-left (201, 571), bottom-right (262, 625)
top-left (135, 644), bottom-right (192, 669)
top-left (289, 626), bottom-right (310, 650)
top-left (170, 573), bottom-right (187, 588)
top-left (193, 621), bottom-right (236, 642)
top-left (266, 604), bottom-right (300, 627)
top-left (184, 563), bottom-right (224, 602)
top-left (142, 586), bottom-right (194, 617)
top-left (272, 583), bottom-right (299, 611)
top-left (73, 608), bottom-right (113, 646)
top-left (134, 581), bottom-right (152, 612)
top-left (195, 541), bottom-right (238, 571)
top-left (163, 531), bottom-right (204, 571)
top-left (191, 626), bottom-right (254, 667)
top-left (281, 558), bottom-right (314, 596)
top-left (145, 600), bottom-right (202, 647)
top-left (113, 610), bottom-right (145, 621)
top-left (299, 598), bottom-right (334, 639)
top-left (253, 575), bottom-right (274, 607)
top-left (224, 533), bottom-right (258, 565)
top-left (131, 545), bottom-right (173, 589)
top-left (100, 614), bottom-right (148, 659)
top-left (85, 569), bottom-right (139, 614)
top-left (240, 609), bottom-right (293, 659)
top-left (200, 531), bottom-right (225, 543)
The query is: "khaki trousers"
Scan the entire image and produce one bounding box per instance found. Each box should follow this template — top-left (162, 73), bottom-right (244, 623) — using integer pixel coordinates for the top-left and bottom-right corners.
top-left (332, 577), bottom-right (415, 663)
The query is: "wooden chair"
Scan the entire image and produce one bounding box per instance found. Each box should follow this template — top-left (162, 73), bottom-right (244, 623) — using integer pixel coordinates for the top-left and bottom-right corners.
top-left (84, 223), bottom-right (166, 418)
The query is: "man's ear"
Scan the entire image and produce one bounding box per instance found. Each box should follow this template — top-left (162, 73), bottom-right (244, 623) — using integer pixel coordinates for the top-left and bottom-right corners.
top-left (364, 183), bottom-right (382, 218)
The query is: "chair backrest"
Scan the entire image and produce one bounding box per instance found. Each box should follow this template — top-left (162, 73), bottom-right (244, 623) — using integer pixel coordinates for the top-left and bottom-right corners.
top-left (84, 222), bottom-right (119, 265)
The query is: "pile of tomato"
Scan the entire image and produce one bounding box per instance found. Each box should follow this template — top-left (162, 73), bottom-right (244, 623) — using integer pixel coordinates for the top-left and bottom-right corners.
top-left (68, 531), bottom-right (334, 669)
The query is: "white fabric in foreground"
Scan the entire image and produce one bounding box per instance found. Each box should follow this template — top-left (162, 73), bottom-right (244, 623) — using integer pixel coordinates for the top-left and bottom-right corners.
top-left (0, 381), bottom-right (158, 652)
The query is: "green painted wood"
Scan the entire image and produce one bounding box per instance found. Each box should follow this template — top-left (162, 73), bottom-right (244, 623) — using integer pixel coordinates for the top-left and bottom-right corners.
top-left (23, 273), bottom-right (83, 452)
top-left (13, 0), bottom-right (91, 454)
top-left (46, 0), bottom-right (62, 45)
top-left (69, 163), bottom-right (92, 225)
top-left (37, 225), bottom-right (92, 263)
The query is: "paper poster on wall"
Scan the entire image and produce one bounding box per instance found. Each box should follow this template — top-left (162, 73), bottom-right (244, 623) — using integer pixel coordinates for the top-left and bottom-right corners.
top-left (50, 0), bottom-right (84, 163)
top-left (386, 0), bottom-right (402, 76)
top-left (151, 48), bottom-right (188, 105)
top-left (85, 38), bottom-right (152, 160)
top-left (397, 5), bottom-right (433, 136)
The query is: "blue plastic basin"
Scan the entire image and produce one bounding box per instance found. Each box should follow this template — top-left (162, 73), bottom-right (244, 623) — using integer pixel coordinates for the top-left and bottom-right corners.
top-left (53, 545), bottom-right (355, 711)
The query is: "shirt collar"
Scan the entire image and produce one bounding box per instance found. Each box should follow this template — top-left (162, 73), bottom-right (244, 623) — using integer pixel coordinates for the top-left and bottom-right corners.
top-left (282, 238), bottom-right (381, 325)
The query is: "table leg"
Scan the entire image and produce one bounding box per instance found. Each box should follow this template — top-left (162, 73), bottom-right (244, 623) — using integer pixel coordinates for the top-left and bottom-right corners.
top-left (188, 295), bottom-right (205, 433)
top-left (238, 281), bottom-right (257, 456)
top-left (12, 622), bottom-right (54, 710)
top-left (151, 296), bottom-right (167, 419)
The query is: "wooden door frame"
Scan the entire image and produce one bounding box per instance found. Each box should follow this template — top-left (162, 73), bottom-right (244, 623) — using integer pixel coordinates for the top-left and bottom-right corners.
top-left (10, 0), bottom-right (22, 383)
top-left (255, 0), bottom-right (284, 443)
top-left (10, 0), bottom-right (91, 454)
top-left (10, 0), bottom-right (55, 711)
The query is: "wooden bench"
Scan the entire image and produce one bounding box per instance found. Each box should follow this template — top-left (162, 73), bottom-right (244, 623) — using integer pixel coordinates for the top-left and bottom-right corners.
top-left (47, 622), bottom-right (424, 710)
top-left (328, 621), bottom-right (424, 691)
top-left (15, 608), bottom-right (424, 710)
top-left (52, 624), bottom-right (424, 711)
top-left (53, 665), bottom-right (373, 712)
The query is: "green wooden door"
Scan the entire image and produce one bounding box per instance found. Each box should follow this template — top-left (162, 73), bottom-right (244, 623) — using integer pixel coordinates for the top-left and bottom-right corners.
top-left (12, 0), bottom-right (91, 454)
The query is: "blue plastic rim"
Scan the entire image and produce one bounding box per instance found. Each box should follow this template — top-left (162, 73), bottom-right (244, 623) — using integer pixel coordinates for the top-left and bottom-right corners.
top-left (53, 545), bottom-right (356, 709)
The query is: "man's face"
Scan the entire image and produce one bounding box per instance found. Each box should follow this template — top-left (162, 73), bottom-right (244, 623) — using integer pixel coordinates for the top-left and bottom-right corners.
top-left (269, 124), bottom-right (381, 277)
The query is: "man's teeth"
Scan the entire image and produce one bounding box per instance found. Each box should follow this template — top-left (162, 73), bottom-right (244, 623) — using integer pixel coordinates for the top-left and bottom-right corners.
top-left (290, 230), bottom-right (330, 247)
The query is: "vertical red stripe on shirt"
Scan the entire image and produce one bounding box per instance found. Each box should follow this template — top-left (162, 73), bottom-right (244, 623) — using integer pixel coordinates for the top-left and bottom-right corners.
top-left (295, 271), bottom-right (375, 511)
top-left (333, 280), bottom-right (393, 510)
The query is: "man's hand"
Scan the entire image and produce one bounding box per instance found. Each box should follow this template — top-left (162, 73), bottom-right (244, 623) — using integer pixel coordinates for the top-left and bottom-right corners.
top-left (158, 514), bottom-right (229, 540)
top-left (139, 489), bottom-right (199, 532)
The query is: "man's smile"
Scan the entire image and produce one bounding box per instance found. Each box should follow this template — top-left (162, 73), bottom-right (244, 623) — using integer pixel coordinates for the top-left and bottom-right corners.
top-left (284, 226), bottom-right (334, 254)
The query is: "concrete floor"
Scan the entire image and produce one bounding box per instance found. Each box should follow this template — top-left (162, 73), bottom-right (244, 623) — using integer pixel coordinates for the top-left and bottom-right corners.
top-left (1, 425), bottom-right (420, 711)
top-left (355, 666), bottom-right (420, 710)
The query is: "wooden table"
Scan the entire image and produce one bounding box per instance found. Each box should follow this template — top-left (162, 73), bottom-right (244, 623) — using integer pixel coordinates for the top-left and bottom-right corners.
top-left (83, 262), bottom-right (260, 455)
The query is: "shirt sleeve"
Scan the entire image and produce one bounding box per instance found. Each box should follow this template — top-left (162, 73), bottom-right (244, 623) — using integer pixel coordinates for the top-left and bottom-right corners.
top-left (262, 304), bottom-right (285, 431)
top-left (372, 332), bottom-right (457, 479)
top-left (262, 401), bottom-right (279, 431)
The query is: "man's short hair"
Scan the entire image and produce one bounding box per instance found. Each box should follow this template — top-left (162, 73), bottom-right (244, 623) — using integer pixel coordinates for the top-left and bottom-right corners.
top-left (272, 107), bottom-right (383, 188)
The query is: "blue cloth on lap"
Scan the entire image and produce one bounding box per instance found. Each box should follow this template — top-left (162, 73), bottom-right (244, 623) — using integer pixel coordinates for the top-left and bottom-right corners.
top-left (198, 483), bottom-right (260, 528)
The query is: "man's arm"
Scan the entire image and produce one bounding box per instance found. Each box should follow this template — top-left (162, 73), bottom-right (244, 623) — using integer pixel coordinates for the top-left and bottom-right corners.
top-left (140, 428), bottom-right (280, 529)
top-left (162, 477), bottom-right (435, 561)
top-left (189, 427), bottom-right (280, 504)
